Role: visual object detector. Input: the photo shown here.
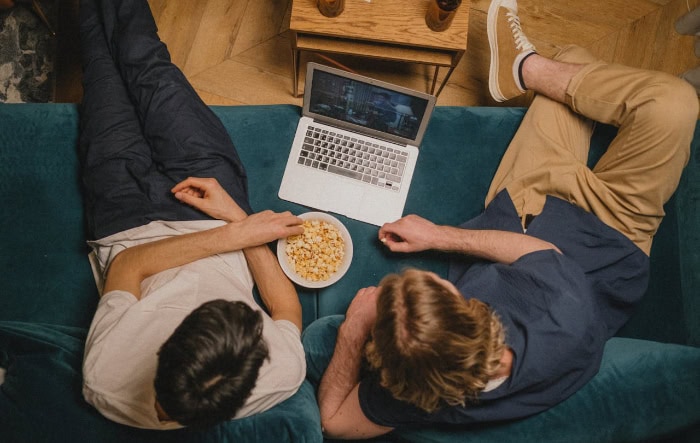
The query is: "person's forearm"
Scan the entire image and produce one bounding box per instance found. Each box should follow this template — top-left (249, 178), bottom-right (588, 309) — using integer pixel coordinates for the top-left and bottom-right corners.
top-left (437, 227), bottom-right (560, 264)
top-left (104, 222), bottom-right (250, 298)
top-left (318, 317), bottom-right (368, 426)
top-left (243, 245), bottom-right (302, 331)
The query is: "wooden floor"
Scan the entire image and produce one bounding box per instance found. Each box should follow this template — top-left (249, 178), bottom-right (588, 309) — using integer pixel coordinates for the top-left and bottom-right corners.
top-left (56, 0), bottom-right (699, 109)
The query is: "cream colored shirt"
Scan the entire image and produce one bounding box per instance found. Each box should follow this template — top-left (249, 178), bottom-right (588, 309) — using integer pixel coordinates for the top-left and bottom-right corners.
top-left (82, 220), bottom-right (306, 430)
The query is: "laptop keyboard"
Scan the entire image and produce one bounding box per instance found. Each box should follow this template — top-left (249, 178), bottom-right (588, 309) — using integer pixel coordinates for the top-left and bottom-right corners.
top-left (298, 125), bottom-right (409, 192)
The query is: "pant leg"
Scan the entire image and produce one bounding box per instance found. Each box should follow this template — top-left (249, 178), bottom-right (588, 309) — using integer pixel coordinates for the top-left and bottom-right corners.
top-left (564, 49), bottom-right (698, 254)
top-left (302, 315), bottom-right (344, 390)
top-left (98, 0), bottom-right (252, 215)
top-left (486, 46), bottom-right (599, 226)
top-left (79, 0), bottom-right (156, 239)
top-left (486, 45), bottom-right (698, 254)
top-left (79, 0), bottom-right (216, 239)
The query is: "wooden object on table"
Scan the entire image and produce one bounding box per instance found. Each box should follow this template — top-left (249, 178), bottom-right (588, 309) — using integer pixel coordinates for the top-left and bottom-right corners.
top-left (289, 0), bottom-right (469, 97)
top-left (317, 0), bottom-right (344, 18)
top-left (425, 0), bottom-right (463, 32)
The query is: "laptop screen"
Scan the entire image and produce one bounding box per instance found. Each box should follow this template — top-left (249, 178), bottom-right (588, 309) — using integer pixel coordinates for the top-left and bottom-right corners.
top-left (306, 66), bottom-right (434, 145)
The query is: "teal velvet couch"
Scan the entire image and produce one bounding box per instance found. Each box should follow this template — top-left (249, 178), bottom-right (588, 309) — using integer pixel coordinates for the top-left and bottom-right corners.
top-left (1, 102), bottom-right (699, 442)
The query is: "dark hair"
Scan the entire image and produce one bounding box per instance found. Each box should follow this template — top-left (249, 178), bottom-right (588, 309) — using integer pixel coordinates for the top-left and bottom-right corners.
top-left (154, 299), bottom-right (269, 428)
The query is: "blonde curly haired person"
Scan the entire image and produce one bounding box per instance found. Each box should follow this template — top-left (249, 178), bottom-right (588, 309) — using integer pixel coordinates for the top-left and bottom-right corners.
top-left (365, 270), bottom-right (507, 413)
top-left (303, 0), bottom-right (697, 439)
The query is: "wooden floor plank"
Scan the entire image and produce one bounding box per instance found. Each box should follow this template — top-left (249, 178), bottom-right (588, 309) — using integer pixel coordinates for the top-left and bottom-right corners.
top-left (182, 0), bottom-right (249, 77)
top-left (652, 0), bottom-right (699, 74)
top-left (153, 1), bottom-right (207, 69)
top-left (232, 33), bottom-right (297, 78)
top-left (189, 60), bottom-right (303, 105)
top-left (231, 0), bottom-right (291, 56)
top-left (194, 89), bottom-right (247, 106)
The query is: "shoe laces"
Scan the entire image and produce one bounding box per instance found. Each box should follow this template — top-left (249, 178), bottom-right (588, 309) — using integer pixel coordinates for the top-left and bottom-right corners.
top-left (506, 11), bottom-right (535, 52)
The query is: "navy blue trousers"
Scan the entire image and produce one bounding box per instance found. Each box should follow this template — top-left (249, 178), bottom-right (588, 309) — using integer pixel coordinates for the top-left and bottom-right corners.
top-left (78, 0), bottom-right (252, 240)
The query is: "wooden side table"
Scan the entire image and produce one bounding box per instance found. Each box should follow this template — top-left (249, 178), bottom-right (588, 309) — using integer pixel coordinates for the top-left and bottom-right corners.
top-left (289, 0), bottom-right (470, 97)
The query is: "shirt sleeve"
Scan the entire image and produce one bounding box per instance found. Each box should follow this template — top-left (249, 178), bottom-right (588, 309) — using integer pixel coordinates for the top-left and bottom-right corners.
top-left (232, 318), bottom-right (306, 418)
top-left (83, 290), bottom-right (137, 361)
top-left (358, 372), bottom-right (434, 427)
top-left (82, 290), bottom-right (171, 429)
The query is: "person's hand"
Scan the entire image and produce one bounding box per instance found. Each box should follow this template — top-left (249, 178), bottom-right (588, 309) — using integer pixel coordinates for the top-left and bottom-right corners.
top-left (343, 286), bottom-right (379, 338)
top-left (229, 210), bottom-right (304, 248)
top-left (378, 214), bottom-right (443, 253)
top-left (172, 177), bottom-right (247, 222)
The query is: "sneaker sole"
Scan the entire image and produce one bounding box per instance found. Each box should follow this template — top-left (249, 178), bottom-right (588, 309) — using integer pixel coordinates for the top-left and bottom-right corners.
top-left (487, 0), bottom-right (507, 102)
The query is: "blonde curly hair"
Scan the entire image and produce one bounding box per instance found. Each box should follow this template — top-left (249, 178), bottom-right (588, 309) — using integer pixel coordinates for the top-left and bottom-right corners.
top-left (365, 269), bottom-right (506, 413)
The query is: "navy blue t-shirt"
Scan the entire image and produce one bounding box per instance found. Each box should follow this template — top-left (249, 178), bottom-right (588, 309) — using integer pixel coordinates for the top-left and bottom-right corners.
top-left (358, 190), bottom-right (650, 427)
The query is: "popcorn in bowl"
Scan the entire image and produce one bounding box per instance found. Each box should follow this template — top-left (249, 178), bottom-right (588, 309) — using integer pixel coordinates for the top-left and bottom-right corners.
top-left (285, 219), bottom-right (345, 282)
top-left (277, 212), bottom-right (353, 288)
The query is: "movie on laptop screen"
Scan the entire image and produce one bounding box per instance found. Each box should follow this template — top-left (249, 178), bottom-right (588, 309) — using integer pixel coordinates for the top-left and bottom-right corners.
top-left (309, 69), bottom-right (430, 142)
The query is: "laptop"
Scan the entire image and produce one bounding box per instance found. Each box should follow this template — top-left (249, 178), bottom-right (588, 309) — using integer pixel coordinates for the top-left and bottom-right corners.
top-left (279, 63), bottom-right (437, 226)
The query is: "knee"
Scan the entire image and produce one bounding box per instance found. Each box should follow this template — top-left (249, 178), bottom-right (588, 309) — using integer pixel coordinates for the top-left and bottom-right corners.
top-left (645, 75), bottom-right (698, 132)
top-left (302, 315), bottom-right (344, 347)
top-left (641, 76), bottom-right (698, 167)
top-left (553, 45), bottom-right (599, 65)
top-left (302, 315), bottom-right (345, 385)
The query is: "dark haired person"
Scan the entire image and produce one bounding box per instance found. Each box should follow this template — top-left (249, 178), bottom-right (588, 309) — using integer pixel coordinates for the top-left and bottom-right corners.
top-left (79, 0), bottom-right (305, 429)
top-left (304, 0), bottom-right (698, 439)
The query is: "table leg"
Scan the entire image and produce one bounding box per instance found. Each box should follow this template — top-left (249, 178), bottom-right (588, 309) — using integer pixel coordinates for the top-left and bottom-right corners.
top-left (430, 65), bottom-right (440, 95)
top-left (292, 48), bottom-right (301, 97)
top-left (435, 65), bottom-right (457, 97)
top-left (290, 30), bottom-right (302, 97)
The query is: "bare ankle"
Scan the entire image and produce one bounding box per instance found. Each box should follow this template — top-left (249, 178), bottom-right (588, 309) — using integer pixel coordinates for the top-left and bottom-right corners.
top-left (523, 56), bottom-right (584, 103)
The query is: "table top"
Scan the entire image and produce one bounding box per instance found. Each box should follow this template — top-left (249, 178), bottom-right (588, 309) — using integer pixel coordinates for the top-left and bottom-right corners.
top-left (290, 0), bottom-right (470, 51)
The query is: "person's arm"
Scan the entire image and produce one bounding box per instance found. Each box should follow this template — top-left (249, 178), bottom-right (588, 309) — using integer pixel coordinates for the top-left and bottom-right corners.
top-left (172, 177), bottom-right (247, 222)
top-left (103, 210), bottom-right (304, 300)
top-left (318, 287), bottom-right (394, 439)
top-left (378, 214), bottom-right (560, 264)
top-left (171, 177), bottom-right (303, 330)
top-left (243, 244), bottom-right (302, 331)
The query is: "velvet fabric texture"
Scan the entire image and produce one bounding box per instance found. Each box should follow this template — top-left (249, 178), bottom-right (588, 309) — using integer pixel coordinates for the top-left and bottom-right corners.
top-left (1, 103), bottom-right (699, 441)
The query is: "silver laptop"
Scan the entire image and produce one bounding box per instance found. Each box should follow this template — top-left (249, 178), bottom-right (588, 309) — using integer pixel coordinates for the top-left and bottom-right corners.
top-left (279, 63), bottom-right (436, 226)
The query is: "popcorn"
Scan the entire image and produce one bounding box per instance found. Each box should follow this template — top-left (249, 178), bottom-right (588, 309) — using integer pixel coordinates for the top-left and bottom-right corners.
top-left (285, 219), bottom-right (345, 282)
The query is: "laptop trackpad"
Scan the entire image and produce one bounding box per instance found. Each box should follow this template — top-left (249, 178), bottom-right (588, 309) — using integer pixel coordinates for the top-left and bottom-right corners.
top-left (326, 184), bottom-right (364, 216)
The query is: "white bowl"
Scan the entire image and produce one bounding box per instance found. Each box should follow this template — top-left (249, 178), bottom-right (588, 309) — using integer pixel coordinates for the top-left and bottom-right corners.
top-left (277, 212), bottom-right (353, 288)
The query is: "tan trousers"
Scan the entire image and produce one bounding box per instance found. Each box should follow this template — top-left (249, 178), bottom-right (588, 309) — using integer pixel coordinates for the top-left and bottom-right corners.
top-left (485, 45), bottom-right (699, 255)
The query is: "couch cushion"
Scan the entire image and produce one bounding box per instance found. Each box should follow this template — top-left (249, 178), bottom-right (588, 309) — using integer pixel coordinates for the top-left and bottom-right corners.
top-left (0, 104), bottom-right (98, 328)
top-left (0, 321), bottom-right (322, 442)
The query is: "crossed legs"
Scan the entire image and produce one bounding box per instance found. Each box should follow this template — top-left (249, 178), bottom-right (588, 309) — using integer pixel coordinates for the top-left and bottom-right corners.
top-left (486, 31), bottom-right (697, 255)
top-left (79, 0), bottom-right (251, 240)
